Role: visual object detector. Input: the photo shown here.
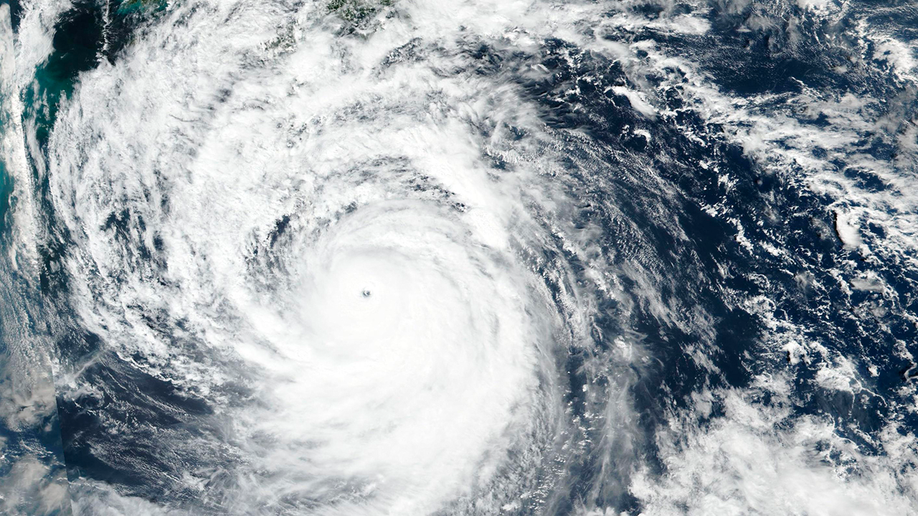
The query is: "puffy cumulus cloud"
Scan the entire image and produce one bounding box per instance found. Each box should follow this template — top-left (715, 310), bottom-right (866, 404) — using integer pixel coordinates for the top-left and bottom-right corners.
top-left (0, 455), bottom-right (71, 516)
top-left (0, 328), bottom-right (70, 516)
top-left (0, 359), bottom-right (59, 431)
top-left (68, 480), bottom-right (189, 516)
top-left (630, 385), bottom-right (918, 516)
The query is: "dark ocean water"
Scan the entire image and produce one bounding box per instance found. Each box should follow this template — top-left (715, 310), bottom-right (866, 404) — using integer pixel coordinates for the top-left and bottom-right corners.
top-left (2, 0), bottom-right (918, 514)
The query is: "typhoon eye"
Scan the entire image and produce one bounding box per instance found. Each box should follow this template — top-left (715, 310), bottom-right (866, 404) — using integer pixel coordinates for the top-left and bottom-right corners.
top-left (223, 200), bottom-right (569, 512)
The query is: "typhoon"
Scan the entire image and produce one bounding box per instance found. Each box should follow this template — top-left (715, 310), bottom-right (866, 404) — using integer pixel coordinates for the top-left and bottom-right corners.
top-left (2, 0), bottom-right (918, 515)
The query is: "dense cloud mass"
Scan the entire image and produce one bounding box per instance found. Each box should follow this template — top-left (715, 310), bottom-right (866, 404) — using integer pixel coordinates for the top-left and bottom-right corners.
top-left (1, 0), bottom-right (918, 514)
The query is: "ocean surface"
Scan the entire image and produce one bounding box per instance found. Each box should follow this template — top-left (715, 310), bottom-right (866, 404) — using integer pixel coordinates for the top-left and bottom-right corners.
top-left (1, 0), bottom-right (918, 514)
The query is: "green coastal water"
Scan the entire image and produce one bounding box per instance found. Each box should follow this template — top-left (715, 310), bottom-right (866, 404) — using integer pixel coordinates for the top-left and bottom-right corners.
top-left (0, 153), bottom-right (9, 233)
top-left (0, 170), bottom-right (12, 254)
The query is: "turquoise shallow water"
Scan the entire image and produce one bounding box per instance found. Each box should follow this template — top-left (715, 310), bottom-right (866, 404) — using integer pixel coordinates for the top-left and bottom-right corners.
top-left (0, 160), bottom-right (10, 230)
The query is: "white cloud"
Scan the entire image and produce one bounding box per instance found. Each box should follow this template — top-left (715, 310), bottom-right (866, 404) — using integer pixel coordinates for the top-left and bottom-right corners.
top-left (631, 388), bottom-right (918, 516)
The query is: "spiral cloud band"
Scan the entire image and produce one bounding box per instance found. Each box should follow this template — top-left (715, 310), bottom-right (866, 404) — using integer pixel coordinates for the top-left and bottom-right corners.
top-left (3, 0), bottom-right (918, 514)
top-left (35, 1), bottom-right (590, 512)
